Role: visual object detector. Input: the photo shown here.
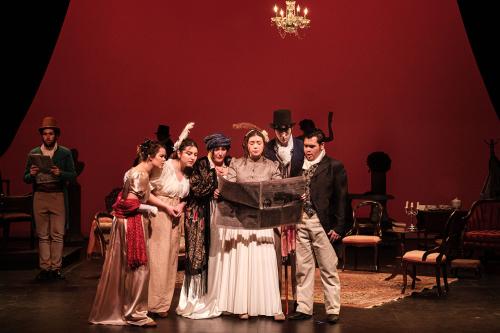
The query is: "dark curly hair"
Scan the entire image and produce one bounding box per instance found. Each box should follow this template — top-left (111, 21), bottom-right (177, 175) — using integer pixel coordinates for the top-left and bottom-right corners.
top-left (171, 138), bottom-right (198, 159)
top-left (304, 128), bottom-right (326, 144)
top-left (136, 139), bottom-right (163, 162)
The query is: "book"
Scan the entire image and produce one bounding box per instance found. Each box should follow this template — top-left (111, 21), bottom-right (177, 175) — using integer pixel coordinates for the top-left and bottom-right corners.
top-left (29, 154), bottom-right (57, 184)
top-left (29, 154), bottom-right (54, 172)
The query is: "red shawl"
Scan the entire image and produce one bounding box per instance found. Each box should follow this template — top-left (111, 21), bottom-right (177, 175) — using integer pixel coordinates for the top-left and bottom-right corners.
top-left (113, 197), bottom-right (147, 269)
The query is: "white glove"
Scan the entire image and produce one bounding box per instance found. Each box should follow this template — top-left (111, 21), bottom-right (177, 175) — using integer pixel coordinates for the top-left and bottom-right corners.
top-left (139, 204), bottom-right (158, 216)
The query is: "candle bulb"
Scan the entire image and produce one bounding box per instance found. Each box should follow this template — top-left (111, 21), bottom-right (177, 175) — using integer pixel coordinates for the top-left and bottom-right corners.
top-left (274, 5), bottom-right (278, 14)
top-left (417, 202), bottom-right (420, 210)
top-left (405, 201), bottom-right (409, 209)
top-left (280, 9), bottom-right (284, 17)
top-left (304, 8), bottom-right (308, 17)
top-left (410, 202), bottom-right (413, 208)
top-left (297, 5), bottom-right (301, 13)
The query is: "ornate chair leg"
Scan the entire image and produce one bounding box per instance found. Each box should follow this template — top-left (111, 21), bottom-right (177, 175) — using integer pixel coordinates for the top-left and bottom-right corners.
top-left (402, 261), bottom-right (408, 294)
top-left (374, 245), bottom-right (379, 272)
top-left (411, 264), bottom-right (417, 289)
top-left (435, 266), bottom-right (442, 296)
top-left (443, 263), bottom-right (449, 292)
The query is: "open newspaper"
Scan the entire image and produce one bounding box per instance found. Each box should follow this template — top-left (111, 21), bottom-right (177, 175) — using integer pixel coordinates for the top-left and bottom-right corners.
top-left (214, 176), bottom-right (306, 229)
top-left (29, 153), bottom-right (57, 184)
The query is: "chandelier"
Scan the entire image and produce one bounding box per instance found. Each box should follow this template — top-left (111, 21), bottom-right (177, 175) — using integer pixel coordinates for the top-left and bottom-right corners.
top-left (271, 1), bottom-right (310, 38)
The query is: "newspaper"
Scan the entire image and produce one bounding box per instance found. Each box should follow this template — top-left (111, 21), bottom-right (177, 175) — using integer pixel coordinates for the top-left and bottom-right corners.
top-left (29, 154), bottom-right (57, 184)
top-left (215, 176), bottom-right (306, 229)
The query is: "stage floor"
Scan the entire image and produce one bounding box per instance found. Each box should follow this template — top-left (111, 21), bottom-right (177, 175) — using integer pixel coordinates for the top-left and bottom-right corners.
top-left (0, 248), bottom-right (499, 333)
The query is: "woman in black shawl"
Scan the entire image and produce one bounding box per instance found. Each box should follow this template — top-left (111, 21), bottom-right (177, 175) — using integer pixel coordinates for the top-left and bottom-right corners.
top-left (176, 133), bottom-right (231, 317)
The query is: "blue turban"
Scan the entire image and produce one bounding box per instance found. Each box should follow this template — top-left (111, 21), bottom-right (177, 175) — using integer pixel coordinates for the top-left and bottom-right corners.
top-left (204, 133), bottom-right (231, 151)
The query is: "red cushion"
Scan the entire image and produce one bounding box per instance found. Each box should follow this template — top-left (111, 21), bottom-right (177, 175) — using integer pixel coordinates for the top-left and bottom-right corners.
top-left (1, 212), bottom-right (32, 222)
top-left (464, 230), bottom-right (500, 243)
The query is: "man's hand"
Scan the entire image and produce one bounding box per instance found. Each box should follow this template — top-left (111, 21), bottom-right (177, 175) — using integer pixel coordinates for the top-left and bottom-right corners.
top-left (327, 230), bottom-right (341, 242)
top-left (213, 189), bottom-right (221, 200)
top-left (29, 165), bottom-right (40, 176)
top-left (50, 166), bottom-right (61, 176)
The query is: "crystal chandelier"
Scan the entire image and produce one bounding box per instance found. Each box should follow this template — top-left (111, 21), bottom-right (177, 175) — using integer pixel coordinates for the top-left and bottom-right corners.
top-left (271, 1), bottom-right (310, 38)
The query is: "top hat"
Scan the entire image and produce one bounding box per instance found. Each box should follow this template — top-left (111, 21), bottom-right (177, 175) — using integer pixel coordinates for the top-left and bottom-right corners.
top-left (38, 116), bottom-right (59, 132)
top-left (299, 119), bottom-right (316, 132)
top-left (155, 124), bottom-right (170, 137)
top-left (270, 109), bottom-right (295, 131)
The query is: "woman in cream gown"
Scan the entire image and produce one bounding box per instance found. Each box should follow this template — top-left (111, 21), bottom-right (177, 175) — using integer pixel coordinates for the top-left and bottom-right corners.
top-left (89, 140), bottom-right (166, 327)
top-left (147, 138), bottom-right (198, 317)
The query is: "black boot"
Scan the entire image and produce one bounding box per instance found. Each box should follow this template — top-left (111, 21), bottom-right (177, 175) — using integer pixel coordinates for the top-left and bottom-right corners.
top-left (51, 270), bottom-right (65, 280)
top-left (35, 270), bottom-right (51, 282)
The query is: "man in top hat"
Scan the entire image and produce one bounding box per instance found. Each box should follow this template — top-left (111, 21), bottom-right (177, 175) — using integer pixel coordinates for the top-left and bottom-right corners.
top-left (155, 124), bottom-right (174, 158)
top-left (264, 109), bottom-right (305, 312)
top-left (24, 116), bottom-right (76, 281)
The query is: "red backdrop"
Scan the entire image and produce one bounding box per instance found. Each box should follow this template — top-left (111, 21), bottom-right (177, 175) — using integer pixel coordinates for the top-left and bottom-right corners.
top-left (1, 0), bottom-right (498, 236)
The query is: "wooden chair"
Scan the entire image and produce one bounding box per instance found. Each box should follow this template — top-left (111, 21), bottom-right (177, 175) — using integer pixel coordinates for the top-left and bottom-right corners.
top-left (401, 209), bottom-right (468, 295)
top-left (86, 212), bottom-right (113, 258)
top-left (0, 193), bottom-right (35, 249)
top-left (86, 188), bottom-right (121, 259)
top-left (342, 200), bottom-right (383, 271)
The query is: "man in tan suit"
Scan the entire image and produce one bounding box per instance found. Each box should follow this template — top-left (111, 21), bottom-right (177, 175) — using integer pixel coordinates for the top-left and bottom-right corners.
top-left (24, 116), bottom-right (76, 281)
top-left (288, 129), bottom-right (348, 324)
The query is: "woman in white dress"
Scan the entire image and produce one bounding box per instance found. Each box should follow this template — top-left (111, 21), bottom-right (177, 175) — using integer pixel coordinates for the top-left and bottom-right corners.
top-left (176, 133), bottom-right (231, 318)
top-left (198, 129), bottom-right (285, 321)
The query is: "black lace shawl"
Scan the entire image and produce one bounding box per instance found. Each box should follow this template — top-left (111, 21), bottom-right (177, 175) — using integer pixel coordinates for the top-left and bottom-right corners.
top-left (183, 156), bottom-right (218, 295)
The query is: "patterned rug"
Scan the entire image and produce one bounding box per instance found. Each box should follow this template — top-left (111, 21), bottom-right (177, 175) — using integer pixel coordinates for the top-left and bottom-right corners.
top-left (176, 268), bottom-right (456, 309)
top-left (302, 269), bottom-right (457, 308)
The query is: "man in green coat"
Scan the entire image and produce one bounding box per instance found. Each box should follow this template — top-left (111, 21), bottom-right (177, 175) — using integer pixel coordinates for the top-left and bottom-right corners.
top-left (24, 116), bottom-right (76, 281)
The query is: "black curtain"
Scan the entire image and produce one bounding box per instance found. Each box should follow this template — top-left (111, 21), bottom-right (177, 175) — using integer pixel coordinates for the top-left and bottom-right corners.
top-left (1, 1), bottom-right (70, 157)
top-left (457, 1), bottom-right (500, 120)
top-left (480, 141), bottom-right (500, 199)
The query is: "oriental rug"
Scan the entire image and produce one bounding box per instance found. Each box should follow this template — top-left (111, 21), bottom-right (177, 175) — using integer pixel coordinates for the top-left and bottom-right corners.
top-left (176, 269), bottom-right (457, 309)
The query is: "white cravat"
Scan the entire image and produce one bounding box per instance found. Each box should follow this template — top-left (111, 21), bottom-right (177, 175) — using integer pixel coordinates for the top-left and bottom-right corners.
top-left (302, 149), bottom-right (325, 171)
top-left (277, 136), bottom-right (293, 166)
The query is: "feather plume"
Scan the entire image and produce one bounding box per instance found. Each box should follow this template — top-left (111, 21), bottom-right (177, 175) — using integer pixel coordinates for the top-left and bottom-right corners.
top-left (261, 129), bottom-right (269, 143)
top-left (232, 122), bottom-right (261, 131)
top-left (173, 122), bottom-right (195, 151)
top-left (232, 122), bottom-right (269, 143)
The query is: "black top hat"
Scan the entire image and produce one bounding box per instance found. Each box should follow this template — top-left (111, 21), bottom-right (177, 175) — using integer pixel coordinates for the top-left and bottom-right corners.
top-left (299, 119), bottom-right (315, 132)
top-left (155, 125), bottom-right (170, 137)
top-left (270, 109), bottom-right (295, 131)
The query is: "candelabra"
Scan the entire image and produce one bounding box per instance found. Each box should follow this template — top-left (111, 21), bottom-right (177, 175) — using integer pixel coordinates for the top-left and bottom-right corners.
top-left (404, 201), bottom-right (419, 231)
top-left (271, 1), bottom-right (310, 38)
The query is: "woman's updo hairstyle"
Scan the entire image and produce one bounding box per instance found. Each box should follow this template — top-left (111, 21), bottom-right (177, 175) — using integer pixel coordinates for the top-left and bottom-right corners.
top-left (171, 138), bottom-right (198, 159)
top-left (136, 139), bottom-right (162, 162)
top-left (242, 129), bottom-right (266, 158)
